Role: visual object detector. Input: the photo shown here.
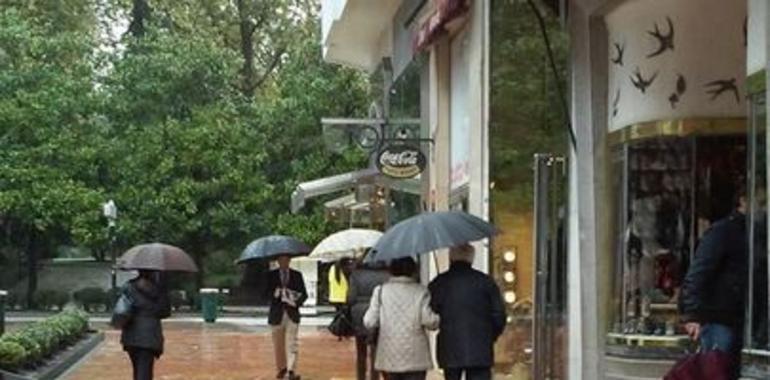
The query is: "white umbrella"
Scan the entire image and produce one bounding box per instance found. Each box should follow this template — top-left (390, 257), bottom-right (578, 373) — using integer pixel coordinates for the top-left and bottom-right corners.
top-left (309, 229), bottom-right (383, 262)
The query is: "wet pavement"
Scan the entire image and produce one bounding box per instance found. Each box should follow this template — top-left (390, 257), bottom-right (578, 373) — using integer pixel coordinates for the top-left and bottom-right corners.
top-left (62, 323), bottom-right (366, 380)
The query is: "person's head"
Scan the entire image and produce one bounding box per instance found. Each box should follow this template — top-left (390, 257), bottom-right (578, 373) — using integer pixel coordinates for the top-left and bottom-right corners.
top-left (138, 269), bottom-right (155, 280)
top-left (735, 182), bottom-right (749, 214)
top-left (277, 255), bottom-right (291, 269)
top-left (389, 257), bottom-right (417, 277)
top-left (449, 243), bottom-right (475, 264)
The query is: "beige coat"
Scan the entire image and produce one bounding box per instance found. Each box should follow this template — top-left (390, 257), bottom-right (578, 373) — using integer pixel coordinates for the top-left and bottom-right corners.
top-left (363, 276), bottom-right (440, 373)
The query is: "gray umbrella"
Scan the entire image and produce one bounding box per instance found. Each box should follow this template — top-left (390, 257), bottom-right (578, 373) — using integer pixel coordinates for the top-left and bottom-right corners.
top-left (237, 235), bottom-right (311, 264)
top-left (368, 211), bottom-right (497, 262)
top-left (118, 243), bottom-right (199, 272)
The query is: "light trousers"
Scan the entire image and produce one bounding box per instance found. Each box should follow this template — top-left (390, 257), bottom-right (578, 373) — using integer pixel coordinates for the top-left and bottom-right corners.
top-left (271, 312), bottom-right (299, 371)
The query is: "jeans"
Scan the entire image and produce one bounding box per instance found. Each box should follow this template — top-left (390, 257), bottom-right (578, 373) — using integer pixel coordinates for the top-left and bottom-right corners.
top-left (128, 348), bottom-right (155, 380)
top-left (383, 371), bottom-right (426, 380)
top-left (700, 323), bottom-right (742, 379)
top-left (355, 335), bottom-right (379, 380)
top-left (444, 368), bottom-right (492, 380)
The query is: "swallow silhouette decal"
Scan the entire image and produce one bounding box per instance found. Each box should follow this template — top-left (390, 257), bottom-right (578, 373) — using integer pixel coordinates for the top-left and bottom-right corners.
top-left (647, 17), bottom-right (674, 58)
top-left (611, 42), bottom-right (625, 66)
top-left (630, 67), bottom-right (658, 94)
top-left (668, 74), bottom-right (687, 109)
top-left (705, 78), bottom-right (740, 104)
top-left (744, 17), bottom-right (748, 47)
top-left (613, 88), bottom-right (621, 117)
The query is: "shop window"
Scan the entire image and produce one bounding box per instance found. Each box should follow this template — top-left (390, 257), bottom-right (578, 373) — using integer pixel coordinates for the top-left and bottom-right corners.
top-left (608, 134), bottom-right (746, 357)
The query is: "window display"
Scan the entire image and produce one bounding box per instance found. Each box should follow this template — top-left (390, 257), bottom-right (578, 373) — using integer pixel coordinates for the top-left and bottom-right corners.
top-left (609, 134), bottom-right (746, 355)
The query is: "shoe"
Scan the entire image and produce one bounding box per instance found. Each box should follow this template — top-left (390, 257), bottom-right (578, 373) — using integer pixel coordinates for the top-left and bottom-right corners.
top-left (288, 371), bottom-right (301, 380)
top-left (276, 369), bottom-right (287, 379)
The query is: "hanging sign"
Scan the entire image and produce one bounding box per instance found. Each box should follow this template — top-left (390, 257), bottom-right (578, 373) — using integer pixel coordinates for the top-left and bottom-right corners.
top-left (376, 144), bottom-right (427, 179)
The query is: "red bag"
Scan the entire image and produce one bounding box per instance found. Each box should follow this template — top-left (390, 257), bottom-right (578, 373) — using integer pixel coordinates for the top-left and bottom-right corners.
top-left (663, 351), bottom-right (735, 380)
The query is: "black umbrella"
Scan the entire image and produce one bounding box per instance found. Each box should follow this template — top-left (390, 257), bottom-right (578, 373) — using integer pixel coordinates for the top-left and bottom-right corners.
top-left (237, 235), bottom-right (311, 264)
top-left (367, 211), bottom-right (497, 262)
top-left (118, 243), bottom-right (199, 272)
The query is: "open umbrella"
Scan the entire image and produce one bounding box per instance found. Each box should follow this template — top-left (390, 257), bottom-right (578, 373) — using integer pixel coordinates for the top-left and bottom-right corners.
top-left (309, 229), bottom-right (383, 262)
top-left (237, 235), bottom-right (311, 264)
top-left (117, 243), bottom-right (198, 272)
top-left (367, 211), bottom-right (497, 262)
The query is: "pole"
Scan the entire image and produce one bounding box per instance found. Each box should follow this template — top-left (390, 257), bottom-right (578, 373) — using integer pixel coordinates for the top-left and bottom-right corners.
top-left (109, 221), bottom-right (116, 290)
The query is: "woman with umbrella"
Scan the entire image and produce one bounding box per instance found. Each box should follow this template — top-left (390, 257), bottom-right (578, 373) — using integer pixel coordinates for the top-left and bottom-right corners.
top-left (111, 243), bottom-right (198, 380)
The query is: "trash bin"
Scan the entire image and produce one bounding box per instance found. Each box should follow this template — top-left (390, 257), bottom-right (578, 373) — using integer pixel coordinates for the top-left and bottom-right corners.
top-left (0, 290), bottom-right (7, 335)
top-left (200, 288), bottom-right (219, 323)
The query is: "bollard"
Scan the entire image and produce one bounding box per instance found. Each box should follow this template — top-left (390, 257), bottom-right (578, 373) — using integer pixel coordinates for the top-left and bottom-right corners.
top-left (200, 288), bottom-right (219, 323)
top-left (0, 290), bottom-right (7, 336)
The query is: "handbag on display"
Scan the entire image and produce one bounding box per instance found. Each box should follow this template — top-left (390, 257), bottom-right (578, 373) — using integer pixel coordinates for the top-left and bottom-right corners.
top-left (327, 307), bottom-right (355, 338)
top-left (110, 292), bottom-right (134, 329)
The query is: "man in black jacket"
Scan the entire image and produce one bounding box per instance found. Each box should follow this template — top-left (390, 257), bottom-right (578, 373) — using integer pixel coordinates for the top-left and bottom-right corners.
top-left (428, 244), bottom-right (506, 380)
top-left (680, 188), bottom-right (749, 375)
top-left (266, 255), bottom-right (308, 380)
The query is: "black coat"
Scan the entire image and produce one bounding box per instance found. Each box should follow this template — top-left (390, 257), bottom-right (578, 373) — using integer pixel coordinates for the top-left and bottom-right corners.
top-left (265, 268), bottom-right (308, 325)
top-left (120, 278), bottom-right (171, 355)
top-left (346, 268), bottom-right (390, 336)
top-left (680, 212), bottom-right (748, 327)
top-left (428, 262), bottom-right (506, 369)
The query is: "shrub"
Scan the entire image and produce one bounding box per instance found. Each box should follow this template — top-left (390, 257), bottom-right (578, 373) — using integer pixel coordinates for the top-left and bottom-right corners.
top-left (0, 309), bottom-right (90, 372)
top-left (34, 290), bottom-right (70, 311)
top-left (73, 287), bottom-right (108, 312)
top-left (0, 340), bottom-right (27, 371)
top-left (170, 290), bottom-right (186, 311)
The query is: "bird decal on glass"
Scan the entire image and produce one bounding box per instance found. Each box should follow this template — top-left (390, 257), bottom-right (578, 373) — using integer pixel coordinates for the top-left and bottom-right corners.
top-left (613, 88), bottom-right (621, 117)
top-left (668, 74), bottom-right (687, 109)
top-left (630, 67), bottom-right (658, 94)
top-left (705, 78), bottom-right (740, 104)
top-left (647, 17), bottom-right (674, 58)
top-left (611, 42), bottom-right (625, 66)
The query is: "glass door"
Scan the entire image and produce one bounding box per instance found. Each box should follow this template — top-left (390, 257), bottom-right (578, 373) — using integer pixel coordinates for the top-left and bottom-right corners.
top-left (532, 154), bottom-right (568, 380)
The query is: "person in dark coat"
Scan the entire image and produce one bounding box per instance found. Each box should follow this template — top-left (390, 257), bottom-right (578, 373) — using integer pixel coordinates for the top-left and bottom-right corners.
top-left (680, 188), bottom-right (751, 378)
top-left (347, 258), bottom-right (389, 380)
top-left (265, 255), bottom-right (308, 380)
top-left (428, 244), bottom-right (506, 380)
top-left (120, 270), bottom-right (171, 380)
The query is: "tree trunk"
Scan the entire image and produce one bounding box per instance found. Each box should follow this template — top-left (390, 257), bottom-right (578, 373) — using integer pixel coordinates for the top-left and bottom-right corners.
top-left (237, 0), bottom-right (256, 97)
top-left (128, 0), bottom-right (151, 38)
top-left (26, 229), bottom-right (38, 309)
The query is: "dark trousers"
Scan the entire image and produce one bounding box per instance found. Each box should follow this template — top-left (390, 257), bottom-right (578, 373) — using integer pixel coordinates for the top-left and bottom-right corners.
top-left (383, 371), bottom-right (426, 380)
top-left (355, 335), bottom-right (379, 380)
top-left (444, 367), bottom-right (492, 380)
top-left (128, 348), bottom-right (156, 380)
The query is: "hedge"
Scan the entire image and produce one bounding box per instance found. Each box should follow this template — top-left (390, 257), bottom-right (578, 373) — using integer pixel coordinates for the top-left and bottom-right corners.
top-left (0, 309), bottom-right (89, 371)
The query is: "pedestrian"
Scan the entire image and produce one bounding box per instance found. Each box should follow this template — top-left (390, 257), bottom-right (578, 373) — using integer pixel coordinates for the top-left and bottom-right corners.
top-left (428, 244), bottom-right (506, 380)
top-left (118, 270), bottom-right (171, 380)
top-left (679, 185), bottom-right (751, 379)
top-left (347, 258), bottom-right (390, 380)
top-left (328, 258), bottom-right (351, 312)
top-left (266, 255), bottom-right (308, 380)
top-left (364, 257), bottom-right (439, 380)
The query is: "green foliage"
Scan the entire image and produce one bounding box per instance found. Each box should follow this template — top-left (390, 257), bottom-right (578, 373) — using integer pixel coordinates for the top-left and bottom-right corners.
top-left (33, 290), bottom-right (70, 311)
top-left (73, 287), bottom-right (108, 312)
top-left (0, 340), bottom-right (26, 371)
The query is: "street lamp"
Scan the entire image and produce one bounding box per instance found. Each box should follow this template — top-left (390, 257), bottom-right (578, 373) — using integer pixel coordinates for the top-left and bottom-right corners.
top-left (102, 200), bottom-right (118, 289)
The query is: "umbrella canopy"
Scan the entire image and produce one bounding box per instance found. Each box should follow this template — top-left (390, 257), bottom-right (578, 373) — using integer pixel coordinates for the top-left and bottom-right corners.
top-left (309, 229), bottom-right (383, 262)
top-left (237, 235), bottom-right (311, 264)
top-left (368, 211), bottom-right (497, 262)
top-left (118, 243), bottom-right (199, 272)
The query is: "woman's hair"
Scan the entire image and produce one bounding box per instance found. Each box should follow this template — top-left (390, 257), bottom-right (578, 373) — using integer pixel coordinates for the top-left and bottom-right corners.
top-left (389, 257), bottom-right (417, 277)
top-left (333, 261), bottom-right (342, 283)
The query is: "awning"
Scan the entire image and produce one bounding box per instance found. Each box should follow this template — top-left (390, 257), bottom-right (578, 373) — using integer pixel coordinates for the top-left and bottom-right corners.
top-left (413, 0), bottom-right (470, 53)
top-left (291, 168), bottom-right (378, 213)
top-left (291, 169), bottom-right (423, 214)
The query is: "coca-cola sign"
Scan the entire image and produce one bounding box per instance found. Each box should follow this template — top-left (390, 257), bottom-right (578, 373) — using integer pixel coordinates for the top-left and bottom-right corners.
top-left (376, 144), bottom-right (426, 179)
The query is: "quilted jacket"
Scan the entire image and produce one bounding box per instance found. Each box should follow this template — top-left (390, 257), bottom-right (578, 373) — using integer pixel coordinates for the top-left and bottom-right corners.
top-left (364, 276), bottom-right (439, 372)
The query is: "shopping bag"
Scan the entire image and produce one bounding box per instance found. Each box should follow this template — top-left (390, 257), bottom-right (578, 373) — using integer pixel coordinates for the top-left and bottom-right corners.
top-left (663, 350), bottom-right (734, 380)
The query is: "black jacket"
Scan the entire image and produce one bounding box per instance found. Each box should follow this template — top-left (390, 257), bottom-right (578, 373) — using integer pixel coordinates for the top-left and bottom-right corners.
top-left (120, 278), bottom-right (171, 355)
top-left (266, 268), bottom-right (308, 325)
top-left (428, 262), bottom-right (507, 369)
top-left (346, 268), bottom-right (390, 336)
top-left (680, 212), bottom-right (748, 327)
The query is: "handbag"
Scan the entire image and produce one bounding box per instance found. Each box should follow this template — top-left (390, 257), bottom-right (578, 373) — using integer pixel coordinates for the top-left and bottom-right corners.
top-left (366, 285), bottom-right (384, 345)
top-left (327, 307), bottom-right (355, 337)
top-left (663, 349), bottom-right (734, 380)
top-left (110, 292), bottom-right (134, 329)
